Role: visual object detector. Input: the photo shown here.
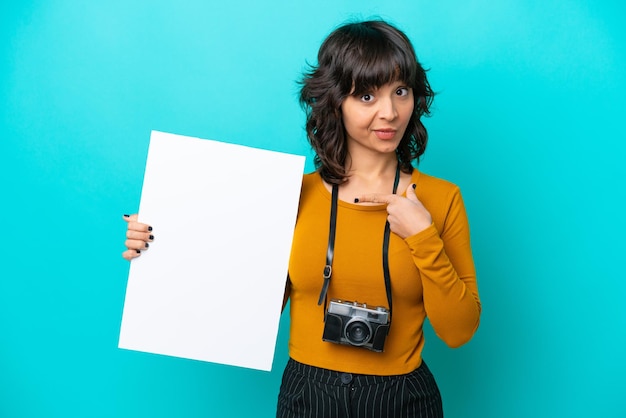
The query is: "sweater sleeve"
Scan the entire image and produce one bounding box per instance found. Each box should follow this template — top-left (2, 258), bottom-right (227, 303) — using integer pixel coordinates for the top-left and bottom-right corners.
top-left (405, 186), bottom-right (481, 348)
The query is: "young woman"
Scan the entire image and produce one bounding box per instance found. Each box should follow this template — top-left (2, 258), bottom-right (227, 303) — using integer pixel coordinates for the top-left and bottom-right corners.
top-left (123, 20), bottom-right (481, 418)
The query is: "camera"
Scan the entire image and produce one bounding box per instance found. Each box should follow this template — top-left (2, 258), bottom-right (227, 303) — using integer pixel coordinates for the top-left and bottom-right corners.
top-left (322, 299), bottom-right (390, 352)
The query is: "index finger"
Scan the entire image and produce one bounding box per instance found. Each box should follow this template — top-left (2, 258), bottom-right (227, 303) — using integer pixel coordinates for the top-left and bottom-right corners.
top-left (354, 193), bottom-right (397, 204)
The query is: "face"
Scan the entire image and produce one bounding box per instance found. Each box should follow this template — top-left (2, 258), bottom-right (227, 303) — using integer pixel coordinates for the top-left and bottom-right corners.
top-left (341, 81), bottom-right (414, 157)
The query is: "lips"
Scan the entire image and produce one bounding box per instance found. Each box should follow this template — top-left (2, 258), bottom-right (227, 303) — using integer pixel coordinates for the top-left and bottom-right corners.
top-left (373, 129), bottom-right (397, 140)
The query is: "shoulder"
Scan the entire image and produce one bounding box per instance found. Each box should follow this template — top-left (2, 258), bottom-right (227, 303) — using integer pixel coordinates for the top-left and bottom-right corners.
top-left (298, 171), bottom-right (324, 200)
top-left (303, 171), bottom-right (320, 184)
top-left (412, 170), bottom-right (465, 218)
top-left (413, 170), bottom-right (460, 196)
top-left (301, 171), bottom-right (321, 193)
top-left (296, 171), bottom-right (327, 214)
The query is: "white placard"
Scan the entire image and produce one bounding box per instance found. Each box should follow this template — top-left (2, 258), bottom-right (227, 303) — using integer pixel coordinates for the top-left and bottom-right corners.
top-left (119, 131), bottom-right (305, 371)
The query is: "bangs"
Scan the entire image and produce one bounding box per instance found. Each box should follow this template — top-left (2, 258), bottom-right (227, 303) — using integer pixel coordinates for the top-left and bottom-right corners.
top-left (336, 23), bottom-right (417, 95)
top-left (349, 47), bottom-right (416, 96)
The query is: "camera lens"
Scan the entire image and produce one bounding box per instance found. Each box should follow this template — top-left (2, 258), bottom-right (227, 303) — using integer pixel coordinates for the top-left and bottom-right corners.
top-left (344, 318), bottom-right (372, 346)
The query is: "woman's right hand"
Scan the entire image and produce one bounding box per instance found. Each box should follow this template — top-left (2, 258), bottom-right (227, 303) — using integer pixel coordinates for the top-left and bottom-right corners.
top-left (122, 214), bottom-right (154, 261)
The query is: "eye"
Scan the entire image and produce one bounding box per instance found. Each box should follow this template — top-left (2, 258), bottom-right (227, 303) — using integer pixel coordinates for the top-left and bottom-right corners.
top-left (395, 87), bottom-right (410, 96)
top-left (360, 93), bottom-right (374, 103)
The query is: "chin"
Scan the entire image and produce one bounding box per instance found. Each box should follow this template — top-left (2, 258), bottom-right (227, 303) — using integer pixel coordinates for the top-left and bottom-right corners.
top-left (378, 142), bottom-right (400, 153)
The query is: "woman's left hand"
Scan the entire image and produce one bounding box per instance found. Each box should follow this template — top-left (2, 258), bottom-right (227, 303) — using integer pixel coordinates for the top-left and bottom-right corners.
top-left (355, 184), bottom-right (432, 239)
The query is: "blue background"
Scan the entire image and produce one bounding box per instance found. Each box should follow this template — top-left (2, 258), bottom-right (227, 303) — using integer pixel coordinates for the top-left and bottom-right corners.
top-left (1, 1), bottom-right (625, 417)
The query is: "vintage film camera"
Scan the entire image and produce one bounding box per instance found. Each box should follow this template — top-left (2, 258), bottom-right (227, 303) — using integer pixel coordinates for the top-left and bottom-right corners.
top-left (322, 299), bottom-right (390, 352)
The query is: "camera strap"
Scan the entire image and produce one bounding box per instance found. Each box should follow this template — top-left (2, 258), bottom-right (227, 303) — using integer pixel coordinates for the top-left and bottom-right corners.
top-left (317, 182), bottom-right (338, 306)
top-left (317, 165), bottom-right (401, 324)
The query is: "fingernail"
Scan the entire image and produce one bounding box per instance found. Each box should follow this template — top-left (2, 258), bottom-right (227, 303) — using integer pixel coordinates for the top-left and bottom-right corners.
top-left (148, 226), bottom-right (153, 231)
top-left (149, 235), bottom-right (154, 240)
top-left (123, 214), bottom-right (130, 217)
top-left (145, 243), bottom-right (149, 248)
top-left (136, 249), bottom-right (141, 254)
top-left (354, 198), bottom-right (359, 203)
top-left (412, 184), bottom-right (416, 189)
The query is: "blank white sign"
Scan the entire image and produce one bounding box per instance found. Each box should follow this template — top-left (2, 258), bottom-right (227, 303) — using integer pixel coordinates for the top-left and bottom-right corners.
top-left (119, 131), bottom-right (305, 371)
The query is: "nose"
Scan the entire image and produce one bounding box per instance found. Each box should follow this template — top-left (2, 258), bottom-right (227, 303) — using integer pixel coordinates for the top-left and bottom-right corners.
top-left (377, 96), bottom-right (398, 120)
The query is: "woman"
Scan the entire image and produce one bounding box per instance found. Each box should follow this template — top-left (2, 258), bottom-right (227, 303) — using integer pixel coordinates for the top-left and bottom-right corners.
top-left (123, 20), bottom-right (481, 418)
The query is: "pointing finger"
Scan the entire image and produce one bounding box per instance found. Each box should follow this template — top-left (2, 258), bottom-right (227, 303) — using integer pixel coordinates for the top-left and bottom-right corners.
top-left (354, 194), bottom-right (397, 204)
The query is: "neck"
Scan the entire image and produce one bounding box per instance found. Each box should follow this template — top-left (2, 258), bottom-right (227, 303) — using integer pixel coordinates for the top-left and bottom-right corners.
top-left (345, 153), bottom-right (398, 182)
top-left (328, 153), bottom-right (402, 199)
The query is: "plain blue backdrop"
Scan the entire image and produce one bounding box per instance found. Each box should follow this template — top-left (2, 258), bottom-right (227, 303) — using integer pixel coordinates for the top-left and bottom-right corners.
top-left (1, 1), bottom-right (625, 417)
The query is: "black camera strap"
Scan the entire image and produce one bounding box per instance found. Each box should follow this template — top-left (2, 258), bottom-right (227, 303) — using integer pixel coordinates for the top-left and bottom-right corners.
top-left (317, 183), bottom-right (338, 306)
top-left (317, 165), bottom-right (401, 324)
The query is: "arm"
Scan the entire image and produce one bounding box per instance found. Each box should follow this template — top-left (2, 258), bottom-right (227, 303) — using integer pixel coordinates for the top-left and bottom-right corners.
top-left (356, 184), bottom-right (481, 347)
top-left (405, 187), bottom-right (481, 347)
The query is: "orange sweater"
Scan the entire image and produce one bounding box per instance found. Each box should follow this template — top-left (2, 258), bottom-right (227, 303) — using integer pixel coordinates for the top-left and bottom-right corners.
top-left (287, 169), bottom-right (481, 375)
